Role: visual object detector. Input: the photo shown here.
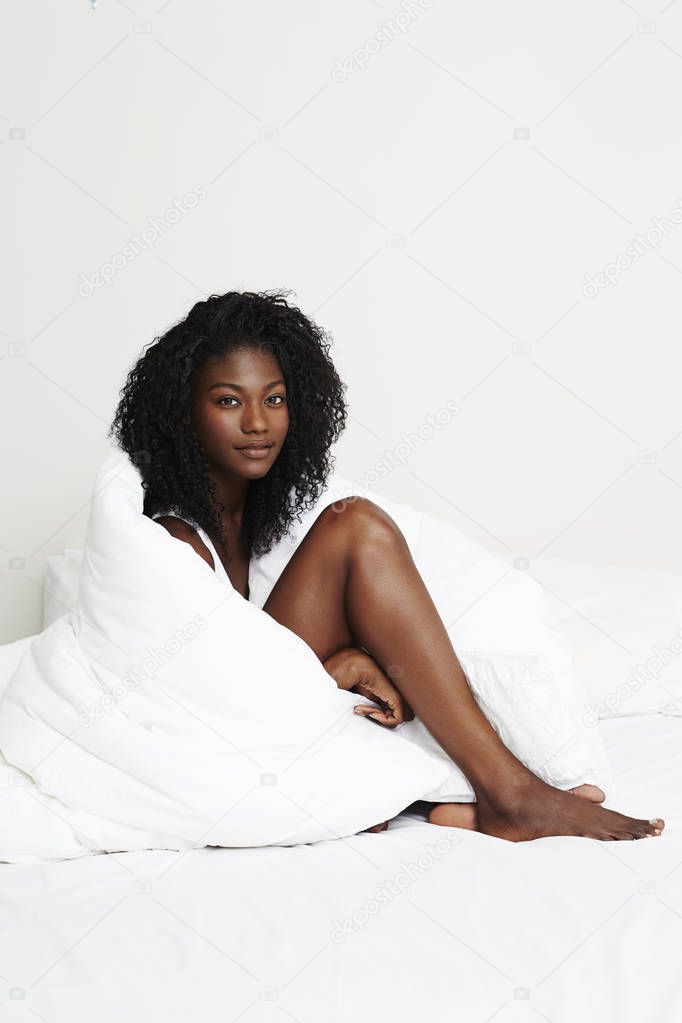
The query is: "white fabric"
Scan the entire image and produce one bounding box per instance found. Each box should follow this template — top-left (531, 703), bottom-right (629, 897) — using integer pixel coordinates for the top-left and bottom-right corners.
top-left (1, 443), bottom-right (614, 867)
top-left (0, 442), bottom-right (618, 861)
top-left (0, 442), bottom-right (451, 863)
top-left (532, 557), bottom-right (682, 719)
top-left (1, 713), bottom-right (680, 1022)
top-left (43, 547), bottom-right (85, 627)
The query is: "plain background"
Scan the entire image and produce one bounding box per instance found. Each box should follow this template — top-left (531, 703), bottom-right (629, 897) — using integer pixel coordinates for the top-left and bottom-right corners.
top-left (2, 0), bottom-right (682, 642)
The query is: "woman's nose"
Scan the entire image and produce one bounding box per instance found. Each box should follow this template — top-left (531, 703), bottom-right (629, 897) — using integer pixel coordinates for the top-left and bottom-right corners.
top-left (240, 403), bottom-right (268, 431)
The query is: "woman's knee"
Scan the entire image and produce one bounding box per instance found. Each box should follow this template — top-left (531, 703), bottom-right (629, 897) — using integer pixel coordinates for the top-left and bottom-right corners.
top-left (317, 496), bottom-right (408, 552)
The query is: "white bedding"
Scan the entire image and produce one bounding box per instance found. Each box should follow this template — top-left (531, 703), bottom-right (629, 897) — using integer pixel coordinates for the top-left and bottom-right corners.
top-left (0, 443), bottom-right (450, 860)
top-left (2, 444), bottom-right (681, 1017)
top-left (0, 441), bottom-right (619, 864)
top-left (0, 712), bottom-right (679, 1022)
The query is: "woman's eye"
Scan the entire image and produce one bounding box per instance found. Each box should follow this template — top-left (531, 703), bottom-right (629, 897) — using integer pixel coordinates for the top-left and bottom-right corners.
top-left (217, 395), bottom-right (286, 407)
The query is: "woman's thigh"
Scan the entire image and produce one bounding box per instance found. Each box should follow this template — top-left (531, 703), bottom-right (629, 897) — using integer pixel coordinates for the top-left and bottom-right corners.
top-left (261, 503), bottom-right (357, 662)
top-left (261, 497), bottom-right (398, 662)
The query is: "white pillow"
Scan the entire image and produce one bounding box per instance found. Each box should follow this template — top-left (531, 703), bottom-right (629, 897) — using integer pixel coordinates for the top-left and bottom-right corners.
top-left (0, 636), bottom-right (35, 702)
top-left (43, 550), bottom-right (83, 630)
top-left (532, 558), bottom-right (682, 719)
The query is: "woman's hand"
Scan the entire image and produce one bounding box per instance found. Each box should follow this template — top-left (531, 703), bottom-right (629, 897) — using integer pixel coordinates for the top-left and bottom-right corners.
top-left (322, 646), bottom-right (414, 728)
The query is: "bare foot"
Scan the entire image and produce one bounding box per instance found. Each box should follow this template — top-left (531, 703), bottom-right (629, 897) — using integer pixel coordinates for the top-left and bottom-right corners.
top-left (428, 802), bottom-right (477, 830)
top-left (362, 820), bottom-right (389, 833)
top-left (475, 775), bottom-right (665, 843)
top-left (427, 784), bottom-right (607, 831)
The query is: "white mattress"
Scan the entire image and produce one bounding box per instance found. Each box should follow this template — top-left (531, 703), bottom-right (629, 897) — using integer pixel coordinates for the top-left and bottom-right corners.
top-left (1, 712), bottom-right (680, 1021)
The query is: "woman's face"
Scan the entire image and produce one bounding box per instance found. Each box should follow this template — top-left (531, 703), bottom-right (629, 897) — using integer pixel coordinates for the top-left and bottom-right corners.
top-left (190, 346), bottom-right (289, 480)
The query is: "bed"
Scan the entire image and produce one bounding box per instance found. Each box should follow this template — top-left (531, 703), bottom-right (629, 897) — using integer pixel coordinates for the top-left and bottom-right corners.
top-left (2, 464), bottom-right (682, 1019)
top-left (0, 711), bottom-right (680, 1021)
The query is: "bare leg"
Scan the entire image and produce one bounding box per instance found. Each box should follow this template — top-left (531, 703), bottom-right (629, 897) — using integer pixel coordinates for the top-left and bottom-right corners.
top-left (262, 498), bottom-right (664, 842)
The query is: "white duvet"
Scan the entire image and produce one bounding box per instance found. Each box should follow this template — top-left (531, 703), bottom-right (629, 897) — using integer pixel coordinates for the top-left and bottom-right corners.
top-left (0, 442), bottom-right (612, 863)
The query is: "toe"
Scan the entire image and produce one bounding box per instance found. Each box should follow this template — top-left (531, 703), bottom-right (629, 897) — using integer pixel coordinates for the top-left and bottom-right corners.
top-left (613, 818), bottom-right (648, 840)
top-left (636, 819), bottom-right (661, 839)
top-left (570, 784), bottom-right (606, 803)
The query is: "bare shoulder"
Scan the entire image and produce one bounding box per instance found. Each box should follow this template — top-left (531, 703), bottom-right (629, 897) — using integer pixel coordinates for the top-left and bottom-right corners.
top-left (154, 515), bottom-right (215, 571)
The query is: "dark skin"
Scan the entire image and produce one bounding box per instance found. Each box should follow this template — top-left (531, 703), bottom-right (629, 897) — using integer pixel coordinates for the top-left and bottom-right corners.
top-left (156, 347), bottom-right (665, 842)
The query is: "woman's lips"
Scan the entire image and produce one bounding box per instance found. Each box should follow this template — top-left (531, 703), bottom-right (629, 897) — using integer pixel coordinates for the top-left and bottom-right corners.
top-left (236, 444), bottom-right (273, 459)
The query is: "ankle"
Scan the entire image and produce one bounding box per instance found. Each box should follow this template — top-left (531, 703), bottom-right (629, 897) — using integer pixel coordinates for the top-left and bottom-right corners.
top-left (475, 768), bottom-right (544, 812)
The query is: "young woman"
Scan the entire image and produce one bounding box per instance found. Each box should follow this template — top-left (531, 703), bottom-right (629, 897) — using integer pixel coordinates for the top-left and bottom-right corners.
top-left (109, 290), bottom-right (664, 843)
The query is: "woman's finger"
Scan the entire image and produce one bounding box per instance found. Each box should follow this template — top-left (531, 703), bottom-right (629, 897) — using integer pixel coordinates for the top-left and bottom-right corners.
top-left (353, 704), bottom-right (401, 727)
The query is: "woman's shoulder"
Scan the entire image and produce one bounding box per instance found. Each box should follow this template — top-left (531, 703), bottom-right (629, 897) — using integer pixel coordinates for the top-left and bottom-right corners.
top-left (154, 514), bottom-right (215, 572)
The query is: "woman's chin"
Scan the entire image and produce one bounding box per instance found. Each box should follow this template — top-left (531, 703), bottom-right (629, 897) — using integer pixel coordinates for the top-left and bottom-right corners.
top-left (232, 458), bottom-right (274, 477)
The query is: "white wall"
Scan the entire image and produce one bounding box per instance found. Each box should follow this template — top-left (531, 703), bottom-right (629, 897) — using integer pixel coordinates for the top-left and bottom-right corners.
top-left (3, 0), bottom-right (682, 642)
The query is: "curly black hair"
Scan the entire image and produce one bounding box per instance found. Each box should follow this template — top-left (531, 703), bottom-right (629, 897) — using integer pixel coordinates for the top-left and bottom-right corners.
top-left (108, 289), bottom-right (348, 562)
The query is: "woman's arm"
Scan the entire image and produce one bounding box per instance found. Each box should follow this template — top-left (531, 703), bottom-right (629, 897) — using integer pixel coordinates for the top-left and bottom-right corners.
top-left (155, 516), bottom-right (215, 570)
